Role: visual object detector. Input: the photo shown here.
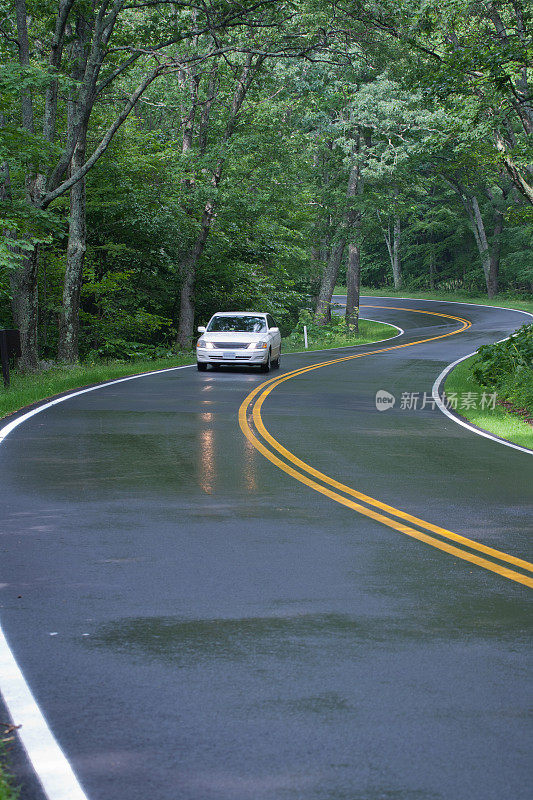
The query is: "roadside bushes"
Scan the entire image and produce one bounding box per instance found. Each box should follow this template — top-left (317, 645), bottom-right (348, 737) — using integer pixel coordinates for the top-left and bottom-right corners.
top-left (472, 324), bottom-right (533, 414)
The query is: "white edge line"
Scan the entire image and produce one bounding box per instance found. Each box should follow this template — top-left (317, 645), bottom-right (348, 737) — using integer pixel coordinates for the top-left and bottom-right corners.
top-left (0, 363), bottom-right (193, 800)
top-left (332, 294), bottom-right (533, 455)
top-left (0, 626), bottom-right (88, 800)
top-left (0, 364), bottom-right (193, 444)
top-left (432, 350), bottom-right (533, 456)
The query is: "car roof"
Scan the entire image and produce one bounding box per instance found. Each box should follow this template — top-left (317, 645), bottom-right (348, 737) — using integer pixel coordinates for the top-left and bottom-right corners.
top-left (209, 311), bottom-right (268, 317)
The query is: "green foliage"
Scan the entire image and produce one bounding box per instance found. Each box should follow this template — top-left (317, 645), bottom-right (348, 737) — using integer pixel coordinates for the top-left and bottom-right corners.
top-left (0, 0), bottom-right (531, 365)
top-left (473, 324), bottom-right (533, 387)
top-left (0, 740), bottom-right (19, 800)
top-left (472, 324), bottom-right (533, 414)
top-left (445, 353), bottom-right (533, 449)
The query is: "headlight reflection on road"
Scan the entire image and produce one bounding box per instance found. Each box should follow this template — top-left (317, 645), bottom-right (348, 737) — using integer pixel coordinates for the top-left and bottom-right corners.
top-left (198, 412), bottom-right (215, 494)
top-left (198, 410), bottom-right (257, 495)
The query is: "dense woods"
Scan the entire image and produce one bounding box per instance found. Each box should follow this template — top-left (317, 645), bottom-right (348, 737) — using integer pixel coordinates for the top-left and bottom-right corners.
top-left (1, 0), bottom-right (531, 369)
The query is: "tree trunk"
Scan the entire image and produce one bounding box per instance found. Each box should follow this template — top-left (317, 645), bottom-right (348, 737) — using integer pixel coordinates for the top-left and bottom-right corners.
top-left (494, 130), bottom-right (533, 205)
top-left (392, 216), bottom-right (401, 289)
top-left (58, 14), bottom-right (90, 362)
top-left (58, 132), bottom-right (86, 362)
top-left (345, 242), bottom-right (360, 333)
top-left (177, 264), bottom-right (196, 351)
top-left (10, 249), bottom-right (39, 370)
top-left (315, 239), bottom-right (345, 323)
top-left (343, 137), bottom-right (363, 328)
top-left (451, 182), bottom-right (502, 296)
top-left (487, 209), bottom-right (503, 298)
top-left (466, 193), bottom-right (504, 297)
top-left (14, 0), bottom-right (34, 136)
top-left (382, 214), bottom-right (402, 289)
top-left (12, 0), bottom-right (41, 368)
top-left (315, 150), bottom-right (361, 324)
top-left (470, 196), bottom-right (491, 286)
top-left (176, 201), bottom-right (215, 349)
top-left (429, 236), bottom-right (436, 290)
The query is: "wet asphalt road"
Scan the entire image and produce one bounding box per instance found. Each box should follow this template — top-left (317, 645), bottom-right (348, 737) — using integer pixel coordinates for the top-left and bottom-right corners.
top-left (0, 297), bottom-right (532, 800)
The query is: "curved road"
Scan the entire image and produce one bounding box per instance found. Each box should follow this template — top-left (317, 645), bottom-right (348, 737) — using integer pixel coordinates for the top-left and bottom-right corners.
top-left (1, 297), bottom-right (531, 800)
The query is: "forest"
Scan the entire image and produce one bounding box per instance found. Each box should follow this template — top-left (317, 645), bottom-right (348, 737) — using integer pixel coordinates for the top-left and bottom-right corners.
top-left (0, 0), bottom-right (532, 370)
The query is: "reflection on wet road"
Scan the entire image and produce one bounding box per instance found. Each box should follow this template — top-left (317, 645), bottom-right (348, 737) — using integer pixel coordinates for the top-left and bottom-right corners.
top-left (0, 298), bottom-right (531, 800)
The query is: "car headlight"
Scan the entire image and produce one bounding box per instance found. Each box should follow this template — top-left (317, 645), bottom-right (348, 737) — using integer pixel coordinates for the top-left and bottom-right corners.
top-left (197, 339), bottom-right (215, 349)
top-left (247, 341), bottom-right (268, 350)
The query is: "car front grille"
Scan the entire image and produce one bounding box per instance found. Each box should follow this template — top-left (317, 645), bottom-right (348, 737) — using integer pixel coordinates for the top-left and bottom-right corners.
top-left (211, 342), bottom-right (249, 349)
top-left (209, 354), bottom-right (252, 360)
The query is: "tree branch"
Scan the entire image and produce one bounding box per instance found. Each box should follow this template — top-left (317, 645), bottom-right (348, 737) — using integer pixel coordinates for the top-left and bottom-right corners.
top-left (42, 60), bottom-right (179, 209)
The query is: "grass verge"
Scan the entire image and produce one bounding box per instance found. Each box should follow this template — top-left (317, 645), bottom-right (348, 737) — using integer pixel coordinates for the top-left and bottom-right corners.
top-left (0, 741), bottom-right (19, 800)
top-left (444, 355), bottom-right (533, 450)
top-left (0, 320), bottom-right (399, 420)
top-left (334, 287), bottom-right (533, 316)
top-left (282, 319), bottom-right (398, 353)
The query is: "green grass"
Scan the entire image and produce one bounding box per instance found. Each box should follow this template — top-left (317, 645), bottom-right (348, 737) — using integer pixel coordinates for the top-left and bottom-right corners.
top-left (0, 741), bottom-right (19, 800)
top-left (333, 286), bottom-right (533, 316)
top-left (0, 320), bottom-right (398, 421)
top-left (282, 319), bottom-right (398, 353)
top-left (444, 355), bottom-right (533, 450)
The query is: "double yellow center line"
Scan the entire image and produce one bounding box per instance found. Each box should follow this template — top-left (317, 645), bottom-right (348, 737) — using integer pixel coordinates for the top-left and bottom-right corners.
top-left (239, 307), bottom-right (533, 588)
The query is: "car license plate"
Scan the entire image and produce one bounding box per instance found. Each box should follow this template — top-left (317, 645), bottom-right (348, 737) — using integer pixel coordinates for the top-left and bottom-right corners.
top-left (223, 351), bottom-right (235, 359)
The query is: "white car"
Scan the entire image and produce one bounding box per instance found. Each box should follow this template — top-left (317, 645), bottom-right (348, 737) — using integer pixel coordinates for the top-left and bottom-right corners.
top-left (196, 312), bottom-right (282, 372)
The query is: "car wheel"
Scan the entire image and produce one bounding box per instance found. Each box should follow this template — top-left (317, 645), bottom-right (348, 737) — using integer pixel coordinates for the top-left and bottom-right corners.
top-left (197, 362), bottom-right (207, 371)
top-left (272, 347), bottom-right (281, 369)
top-left (260, 350), bottom-right (271, 373)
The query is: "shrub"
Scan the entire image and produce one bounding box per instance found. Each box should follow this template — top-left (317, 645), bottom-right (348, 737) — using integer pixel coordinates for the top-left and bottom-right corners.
top-left (472, 324), bottom-right (533, 414)
top-left (472, 324), bottom-right (533, 388)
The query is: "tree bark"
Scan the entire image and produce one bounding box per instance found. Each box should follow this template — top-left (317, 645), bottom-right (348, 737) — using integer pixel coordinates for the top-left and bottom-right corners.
top-left (14, 0), bottom-right (34, 136)
top-left (10, 249), bottom-right (39, 370)
top-left (454, 185), bottom-right (504, 297)
top-left (487, 209), bottom-right (503, 298)
top-left (494, 131), bottom-right (533, 205)
top-left (429, 236), bottom-right (436, 290)
top-left (345, 242), bottom-right (360, 333)
top-left (58, 13), bottom-right (90, 362)
top-left (314, 239), bottom-right (345, 323)
top-left (58, 132), bottom-right (87, 361)
top-left (343, 145), bottom-right (362, 328)
top-left (392, 216), bottom-right (401, 289)
top-left (315, 148), bottom-right (361, 325)
top-left (12, 0), bottom-right (40, 369)
top-left (176, 201), bottom-right (215, 349)
top-left (382, 214), bottom-right (402, 289)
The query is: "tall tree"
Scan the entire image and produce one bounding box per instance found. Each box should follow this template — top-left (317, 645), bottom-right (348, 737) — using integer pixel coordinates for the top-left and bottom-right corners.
top-left (6, 0), bottom-right (309, 365)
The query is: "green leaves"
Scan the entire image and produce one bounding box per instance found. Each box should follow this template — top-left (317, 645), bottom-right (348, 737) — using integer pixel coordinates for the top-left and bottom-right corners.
top-left (473, 324), bottom-right (533, 388)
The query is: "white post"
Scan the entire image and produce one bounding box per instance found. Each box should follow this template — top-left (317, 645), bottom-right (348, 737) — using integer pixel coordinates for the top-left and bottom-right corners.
top-left (303, 325), bottom-right (308, 349)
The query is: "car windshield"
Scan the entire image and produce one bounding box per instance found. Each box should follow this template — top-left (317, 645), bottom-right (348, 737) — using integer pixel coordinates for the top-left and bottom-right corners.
top-left (207, 315), bottom-right (267, 333)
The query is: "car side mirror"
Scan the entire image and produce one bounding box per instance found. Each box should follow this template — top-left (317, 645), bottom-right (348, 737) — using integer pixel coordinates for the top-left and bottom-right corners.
top-left (197, 326), bottom-right (206, 333)
top-left (269, 327), bottom-right (279, 334)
